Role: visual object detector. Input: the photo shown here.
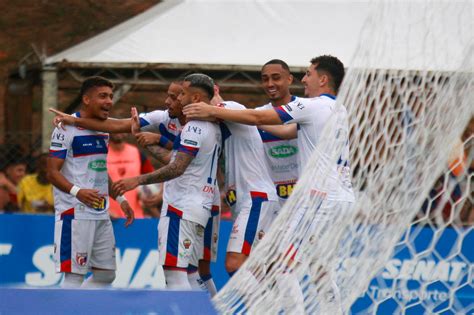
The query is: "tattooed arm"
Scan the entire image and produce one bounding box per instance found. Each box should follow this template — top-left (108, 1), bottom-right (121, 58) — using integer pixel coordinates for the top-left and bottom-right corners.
top-left (112, 152), bottom-right (193, 195)
top-left (144, 144), bottom-right (172, 165)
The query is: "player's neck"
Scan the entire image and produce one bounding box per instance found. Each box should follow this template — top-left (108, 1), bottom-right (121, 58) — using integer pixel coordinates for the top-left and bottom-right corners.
top-left (270, 94), bottom-right (292, 107)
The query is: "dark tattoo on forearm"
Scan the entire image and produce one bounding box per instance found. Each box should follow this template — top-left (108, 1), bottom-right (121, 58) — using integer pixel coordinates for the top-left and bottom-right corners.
top-left (139, 152), bottom-right (193, 185)
top-left (145, 145), bottom-right (171, 165)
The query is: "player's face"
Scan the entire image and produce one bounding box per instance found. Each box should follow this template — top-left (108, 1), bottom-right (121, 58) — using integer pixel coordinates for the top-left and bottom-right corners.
top-left (177, 81), bottom-right (193, 108)
top-left (83, 86), bottom-right (113, 120)
top-left (301, 64), bottom-right (322, 97)
top-left (165, 82), bottom-right (183, 119)
top-left (261, 64), bottom-right (293, 103)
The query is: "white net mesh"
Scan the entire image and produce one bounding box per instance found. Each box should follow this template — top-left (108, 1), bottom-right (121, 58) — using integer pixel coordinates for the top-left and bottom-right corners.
top-left (214, 1), bottom-right (473, 314)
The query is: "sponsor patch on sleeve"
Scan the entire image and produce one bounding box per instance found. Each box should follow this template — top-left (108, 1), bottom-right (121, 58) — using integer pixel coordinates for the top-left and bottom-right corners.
top-left (51, 142), bottom-right (63, 148)
top-left (184, 139), bottom-right (198, 146)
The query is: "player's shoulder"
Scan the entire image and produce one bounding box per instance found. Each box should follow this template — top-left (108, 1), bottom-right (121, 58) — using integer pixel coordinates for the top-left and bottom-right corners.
top-left (220, 101), bottom-right (246, 110)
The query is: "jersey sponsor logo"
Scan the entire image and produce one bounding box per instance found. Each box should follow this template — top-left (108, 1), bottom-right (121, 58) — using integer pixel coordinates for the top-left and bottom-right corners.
top-left (202, 185), bottom-right (215, 194)
top-left (167, 122), bottom-right (177, 131)
top-left (92, 196), bottom-right (107, 210)
top-left (76, 252), bottom-right (88, 266)
top-left (284, 104), bottom-right (293, 112)
top-left (225, 189), bottom-right (236, 206)
top-left (184, 139), bottom-right (198, 146)
top-left (88, 159), bottom-right (107, 172)
top-left (51, 142), bottom-right (62, 148)
top-left (269, 145), bottom-right (298, 158)
top-left (187, 125), bottom-right (202, 134)
top-left (52, 133), bottom-right (65, 141)
top-left (277, 182), bottom-right (295, 199)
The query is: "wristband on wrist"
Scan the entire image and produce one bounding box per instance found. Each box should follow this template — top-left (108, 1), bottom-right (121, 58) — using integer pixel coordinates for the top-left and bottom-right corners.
top-left (69, 185), bottom-right (81, 197)
top-left (158, 136), bottom-right (171, 148)
top-left (116, 195), bottom-right (127, 204)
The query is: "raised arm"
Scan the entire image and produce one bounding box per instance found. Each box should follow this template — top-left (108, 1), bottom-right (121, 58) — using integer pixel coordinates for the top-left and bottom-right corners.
top-left (112, 152), bottom-right (193, 195)
top-left (50, 108), bottom-right (132, 133)
top-left (258, 124), bottom-right (297, 139)
top-left (183, 102), bottom-right (283, 126)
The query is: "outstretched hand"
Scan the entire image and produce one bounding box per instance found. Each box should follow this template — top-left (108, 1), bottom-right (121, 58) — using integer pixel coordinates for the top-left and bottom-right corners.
top-left (112, 177), bottom-right (140, 196)
top-left (130, 107), bottom-right (141, 136)
top-left (119, 200), bottom-right (135, 227)
top-left (182, 102), bottom-right (216, 121)
top-left (49, 108), bottom-right (76, 130)
top-left (135, 132), bottom-right (161, 147)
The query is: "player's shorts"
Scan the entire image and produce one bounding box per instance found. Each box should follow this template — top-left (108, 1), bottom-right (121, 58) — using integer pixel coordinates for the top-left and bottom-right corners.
top-left (54, 209), bottom-right (116, 275)
top-left (199, 205), bottom-right (220, 262)
top-left (227, 191), bottom-right (279, 256)
top-left (158, 213), bottom-right (205, 269)
top-left (284, 199), bottom-right (353, 263)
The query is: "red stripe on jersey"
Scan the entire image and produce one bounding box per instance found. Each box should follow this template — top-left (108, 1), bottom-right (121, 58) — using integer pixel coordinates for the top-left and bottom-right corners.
top-left (60, 208), bottom-right (75, 219)
top-left (165, 252), bottom-right (178, 266)
top-left (167, 205), bottom-right (183, 218)
top-left (203, 247), bottom-right (211, 261)
top-left (250, 191), bottom-right (268, 199)
top-left (60, 259), bottom-right (72, 272)
top-left (242, 240), bottom-right (252, 256)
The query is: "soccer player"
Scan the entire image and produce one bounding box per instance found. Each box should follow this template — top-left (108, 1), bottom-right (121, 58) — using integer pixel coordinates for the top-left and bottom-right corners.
top-left (47, 76), bottom-right (134, 288)
top-left (256, 59), bottom-right (299, 207)
top-left (113, 74), bottom-right (222, 290)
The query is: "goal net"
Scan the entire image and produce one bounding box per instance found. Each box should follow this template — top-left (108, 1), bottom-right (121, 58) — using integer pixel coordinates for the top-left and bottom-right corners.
top-left (214, 1), bottom-right (473, 314)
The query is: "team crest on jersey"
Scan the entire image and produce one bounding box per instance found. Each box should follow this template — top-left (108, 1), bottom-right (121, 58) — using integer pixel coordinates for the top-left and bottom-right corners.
top-left (196, 225), bottom-right (204, 237)
top-left (168, 122), bottom-right (177, 131)
top-left (183, 239), bottom-right (192, 249)
top-left (258, 230), bottom-right (265, 240)
top-left (76, 252), bottom-right (88, 266)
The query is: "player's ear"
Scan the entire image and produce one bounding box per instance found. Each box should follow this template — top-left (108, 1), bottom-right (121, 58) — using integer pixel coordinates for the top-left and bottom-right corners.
top-left (320, 73), bottom-right (329, 87)
top-left (82, 94), bottom-right (90, 105)
top-left (288, 74), bottom-right (294, 85)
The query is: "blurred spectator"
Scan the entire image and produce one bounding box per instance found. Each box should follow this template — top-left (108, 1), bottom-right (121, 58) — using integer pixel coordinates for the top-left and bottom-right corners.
top-left (107, 133), bottom-right (158, 218)
top-left (17, 153), bottom-right (54, 213)
top-left (420, 135), bottom-right (472, 226)
top-left (0, 158), bottom-right (27, 212)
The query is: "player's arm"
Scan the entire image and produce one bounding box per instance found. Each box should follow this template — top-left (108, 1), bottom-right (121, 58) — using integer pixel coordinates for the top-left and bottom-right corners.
top-left (258, 124), bottom-right (298, 139)
top-left (183, 102), bottom-right (283, 126)
top-left (46, 156), bottom-right (102, 208)
top-left (49, 108), bottom-right (132, 133)
top-left (108, 175), bottom-right (134, 227)
top-left (112, 152), bottom-right (193, 195)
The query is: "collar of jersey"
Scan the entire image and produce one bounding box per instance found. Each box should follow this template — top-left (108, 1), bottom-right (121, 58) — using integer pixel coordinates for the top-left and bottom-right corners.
top-left (319, 93), bottom-right (336, 100)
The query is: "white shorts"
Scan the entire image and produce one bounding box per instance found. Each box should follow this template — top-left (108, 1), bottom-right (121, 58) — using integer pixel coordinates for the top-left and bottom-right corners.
top-left (227, 191), bottom-right (279, 255)
top-left (284, 199), bottom-right (353, 262)
top-left (54, 210), bottom-right (116, 275)
top-left (158, 215), bottom-right (205, 269)
top-left (199, 205), bottom-right (220, 262)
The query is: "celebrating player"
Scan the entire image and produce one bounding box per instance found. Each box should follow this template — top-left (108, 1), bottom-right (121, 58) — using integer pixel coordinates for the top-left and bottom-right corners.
top-left (47, 76), bottom-right (134, 288)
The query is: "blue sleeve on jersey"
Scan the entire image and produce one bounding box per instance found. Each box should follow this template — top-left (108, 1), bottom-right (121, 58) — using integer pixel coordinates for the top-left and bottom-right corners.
top-left (274, 106), bottom-right (294, 123)
top-left (139, 117), bottom-right (150, 127)
top-left (49, 149), bottom-right (67, 159)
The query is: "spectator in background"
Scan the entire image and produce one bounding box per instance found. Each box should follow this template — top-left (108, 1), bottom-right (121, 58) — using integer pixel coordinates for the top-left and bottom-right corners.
top-left (107, 132), bottom-right (156, 219)
top-left (18, 153), bottom-right (54, 213)
top-left (0, 158), bottom-right (27, 212)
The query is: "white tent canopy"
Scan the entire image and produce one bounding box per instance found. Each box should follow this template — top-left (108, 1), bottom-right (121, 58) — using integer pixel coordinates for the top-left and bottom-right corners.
top-left (46, 0), bottom-right (371, 69)
top-left (46, 0), bottom-right (471, 71)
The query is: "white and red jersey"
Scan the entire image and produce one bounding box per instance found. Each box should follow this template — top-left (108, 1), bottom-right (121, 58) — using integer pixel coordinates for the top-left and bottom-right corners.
top-left (49, 112), bottom-right (110, 221)
top-left (219, 101), bottom-right (278, 215)
top-left (162, 120), bottom-right (222, 227)
top-left (139, 109), bottom-right (182, 142)
top-left (256, 98), bottom-right (299, 203)
top-left (273, 94), bottom-right (355, 202)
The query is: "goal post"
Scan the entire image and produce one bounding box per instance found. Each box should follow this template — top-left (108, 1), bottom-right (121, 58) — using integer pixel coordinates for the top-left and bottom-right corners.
top-left (214, 1), bottom-right (473, 314)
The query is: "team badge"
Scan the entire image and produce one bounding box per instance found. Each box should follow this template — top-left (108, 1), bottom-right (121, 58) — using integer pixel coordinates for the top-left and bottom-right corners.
top-left (258, 230), bottom-right (265, 240)
top-left (183, 239), bottom-right (192, 249)
top-left (76, 252), bottom-right (88, 266)
top-left (196, 225), bottom-right (204, 237)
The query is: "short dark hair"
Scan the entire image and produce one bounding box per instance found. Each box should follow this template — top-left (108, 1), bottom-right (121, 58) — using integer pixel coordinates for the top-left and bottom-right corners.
top-left (79, 76), bottom-right (114, 99)
top-left (262, 59), bottom-right (291, 73)
top-left (310, 55), bottom-right (345, 93)
top-left (184, 73), bottom-right (215, 99)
